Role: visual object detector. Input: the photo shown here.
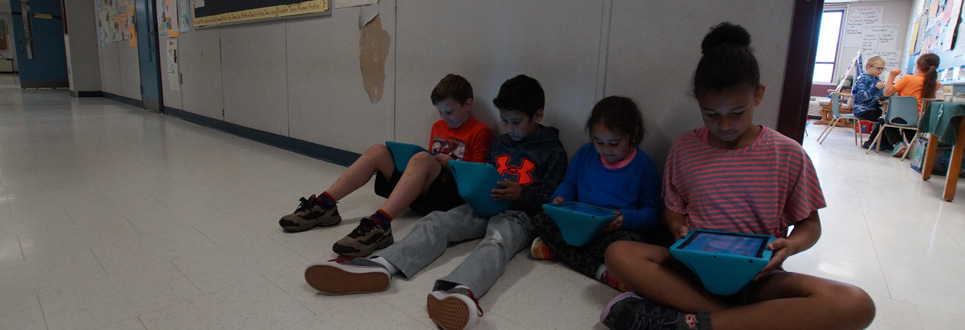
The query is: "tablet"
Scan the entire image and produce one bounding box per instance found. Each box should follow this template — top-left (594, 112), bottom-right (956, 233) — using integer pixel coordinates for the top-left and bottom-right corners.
top-left (677, 230), bottom-right (769, 257)
top-left (669, 229), bottom-right (775, 295)
top-left (448, 160), bottom-right (511, 217)
top-left (384, 141), bottom-right (431, 173)
top-left (542, 202), bottom-right (617, 246)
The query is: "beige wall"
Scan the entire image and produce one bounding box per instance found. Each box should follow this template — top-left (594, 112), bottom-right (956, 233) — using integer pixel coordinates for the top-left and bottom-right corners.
top-left (90, 0), bottom-right (799, 166)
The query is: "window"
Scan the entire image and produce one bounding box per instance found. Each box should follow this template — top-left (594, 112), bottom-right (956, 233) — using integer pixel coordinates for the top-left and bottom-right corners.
top-left (813, 10), bottom-right (844, 83)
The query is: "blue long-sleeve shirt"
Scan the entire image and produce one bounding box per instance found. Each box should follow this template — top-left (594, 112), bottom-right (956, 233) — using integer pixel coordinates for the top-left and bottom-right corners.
top-left (851, 73), bottom-right (884, 117)
top-left (551, 143), bottom-right (662, 231)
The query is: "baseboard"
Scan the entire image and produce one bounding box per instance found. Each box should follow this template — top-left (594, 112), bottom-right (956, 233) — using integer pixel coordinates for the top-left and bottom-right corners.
top-left (162, 106), bottom-right (360, 167)
top-left (70, 91), bottom-right (104, 98)
top-left (102, 92), bottom-right (143, 108)
top-left (18, 80), bottom-right (69, 88)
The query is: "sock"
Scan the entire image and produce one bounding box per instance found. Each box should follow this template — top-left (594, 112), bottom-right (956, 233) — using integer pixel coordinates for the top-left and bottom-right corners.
top-left (597, 266), bottom-right (629, 292)
top-left (675, 311), bottom-right (711, 330)
top-left (316, 192), bottom-right (336, 208)
top-left (370, 209), bottom-right (392, 228)
top-left (369, 256), bottom-right (399, 274)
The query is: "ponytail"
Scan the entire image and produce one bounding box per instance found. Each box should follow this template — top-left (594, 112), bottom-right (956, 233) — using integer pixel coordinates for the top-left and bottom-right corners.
top-left (917, 54), bottom-right (940, 99)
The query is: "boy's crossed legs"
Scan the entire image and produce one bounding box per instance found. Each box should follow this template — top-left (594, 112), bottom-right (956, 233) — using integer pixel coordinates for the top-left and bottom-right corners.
top-left (601, 241), bottom-right (875, 330)
top-left (304, 205), bottom-right (535, 330)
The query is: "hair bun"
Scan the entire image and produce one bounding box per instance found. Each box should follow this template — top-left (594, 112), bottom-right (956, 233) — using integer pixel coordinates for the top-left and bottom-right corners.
top-left (701, 22), bottom-right (751, 54)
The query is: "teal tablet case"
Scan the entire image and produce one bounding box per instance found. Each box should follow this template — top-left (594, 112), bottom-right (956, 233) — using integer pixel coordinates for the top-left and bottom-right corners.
top-left (542, 202), bottom-right (617, 246)
top-left (669, 229), bottom-right (775, 295)
top-left (448, 160), bottom-right (511, 217)
top-left (385, 141), bottom-right (430, 173)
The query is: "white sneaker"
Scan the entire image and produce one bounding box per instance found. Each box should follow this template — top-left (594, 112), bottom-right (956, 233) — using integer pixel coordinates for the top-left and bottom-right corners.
top-left (304, 257), bottom-right (389, 295)
top-left (426, 285), bottom-right (483, 330)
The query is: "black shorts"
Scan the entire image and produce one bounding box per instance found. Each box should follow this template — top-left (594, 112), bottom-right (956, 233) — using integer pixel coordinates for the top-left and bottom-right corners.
top-left (374, 167), bottom-right (465, 215)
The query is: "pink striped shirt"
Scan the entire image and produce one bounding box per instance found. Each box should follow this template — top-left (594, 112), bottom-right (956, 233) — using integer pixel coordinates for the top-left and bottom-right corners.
top-left (664, 126), bottom-right (826, 238)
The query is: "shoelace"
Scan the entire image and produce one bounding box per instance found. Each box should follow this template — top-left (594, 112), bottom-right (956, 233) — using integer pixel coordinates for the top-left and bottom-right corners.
top-left (350, 219), bottom-right (378, 237)
top-left (463, 289), bottom-right (484, 317)
top-left (295, 195), bottom-right (316, 212)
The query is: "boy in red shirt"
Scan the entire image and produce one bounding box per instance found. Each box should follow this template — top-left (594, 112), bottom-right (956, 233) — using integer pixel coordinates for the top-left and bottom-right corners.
top-left (279, 74), bottom-right (494, 257)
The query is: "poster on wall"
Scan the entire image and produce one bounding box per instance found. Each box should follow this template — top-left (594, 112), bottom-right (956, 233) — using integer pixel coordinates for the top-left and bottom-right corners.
top-left (193, 0), bottom-right (331, 27)
top-left (843, 6), bottom-right (883, 47)
top-left (942, 0), bottom-right (963, 51)
top-left (178, 0), bottom-right (193, 32)
top-left (166, 38), bottom-right (180, 91)
top-left (158, 0), bottom-right (180, 37)
top-left (860, 24), bottom-right (899, 54)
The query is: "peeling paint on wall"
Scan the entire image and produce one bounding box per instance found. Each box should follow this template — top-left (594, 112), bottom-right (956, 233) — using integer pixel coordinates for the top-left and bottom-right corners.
top-left (359, 14), bottom-right (389, 103)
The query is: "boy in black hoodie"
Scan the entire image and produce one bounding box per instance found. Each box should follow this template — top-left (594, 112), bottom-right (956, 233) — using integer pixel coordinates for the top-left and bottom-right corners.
top-left (304, 75), bottom-right (568, 330)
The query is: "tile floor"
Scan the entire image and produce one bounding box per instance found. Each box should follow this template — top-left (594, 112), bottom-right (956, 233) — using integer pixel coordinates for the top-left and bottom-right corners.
top-left (1, 74), bottom-right (963, 329)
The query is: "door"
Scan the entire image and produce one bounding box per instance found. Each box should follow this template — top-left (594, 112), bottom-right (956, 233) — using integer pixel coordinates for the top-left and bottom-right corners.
top-left (9, 0), bottom-right (68, 88)
top-left (135, 0), bottom-right (162, 112)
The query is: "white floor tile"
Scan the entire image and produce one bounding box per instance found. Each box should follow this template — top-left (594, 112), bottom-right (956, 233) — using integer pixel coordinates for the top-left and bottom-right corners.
top-left (138, 276), bottom-right (313, 330)
top-left (0, 294), bottom-right (46, 330)
top-left (865, 295), bottom-right (922, 330)
top-left (38, 261), bottom-right (202, 330)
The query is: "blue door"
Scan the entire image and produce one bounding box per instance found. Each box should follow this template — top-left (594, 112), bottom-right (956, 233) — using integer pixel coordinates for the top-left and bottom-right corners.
top-left (9, 0), bottom-right (68, 88)
top-left (135, 0), bottom-right (162, 112)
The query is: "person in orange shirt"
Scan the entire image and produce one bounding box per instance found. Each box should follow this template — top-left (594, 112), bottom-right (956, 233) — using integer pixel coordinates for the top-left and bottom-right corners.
top-left (872, 53), bottom-right (940, 157)
top-left (279, 74), bottom-right (494, 257)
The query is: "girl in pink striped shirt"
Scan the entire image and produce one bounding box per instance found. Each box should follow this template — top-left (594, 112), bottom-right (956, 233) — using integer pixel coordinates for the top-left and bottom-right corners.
top-left (599, 22), bottom-right (876, 330)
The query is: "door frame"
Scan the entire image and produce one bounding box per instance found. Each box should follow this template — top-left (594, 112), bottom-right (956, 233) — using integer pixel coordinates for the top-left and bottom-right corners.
top-left (135, 0), bottom-right (163, 112)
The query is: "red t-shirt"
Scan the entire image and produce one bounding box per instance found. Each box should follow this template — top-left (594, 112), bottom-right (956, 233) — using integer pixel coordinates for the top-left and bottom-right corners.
top-left (429, 117), bottom-right (493, 163)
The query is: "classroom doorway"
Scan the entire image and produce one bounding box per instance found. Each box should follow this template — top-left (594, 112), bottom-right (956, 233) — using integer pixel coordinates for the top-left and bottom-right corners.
top-left (134, 0), bottom-right (162, 112)
top-left (8, 0), bottom-right (68, 88)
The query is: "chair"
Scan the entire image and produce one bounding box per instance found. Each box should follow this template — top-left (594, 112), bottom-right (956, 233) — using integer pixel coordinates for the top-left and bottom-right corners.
top-left (866, 95), bottom-right (920, 160)
top-left (817, 91), bottom-right (863, 145)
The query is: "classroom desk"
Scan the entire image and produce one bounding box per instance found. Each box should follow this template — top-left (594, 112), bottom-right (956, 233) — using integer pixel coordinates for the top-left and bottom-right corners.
top-left (920, 101), bottom-right (965, 202)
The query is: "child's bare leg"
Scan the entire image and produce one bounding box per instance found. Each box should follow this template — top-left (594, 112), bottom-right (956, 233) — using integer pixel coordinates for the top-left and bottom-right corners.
top-left (605, 241), bottom-right (729, 312)
top-left (378, 152), bottom-right (442, 217)
top-left (708, 272), bottom-right (874, 330)
top-left (325, 144), bottom-right (397, 201)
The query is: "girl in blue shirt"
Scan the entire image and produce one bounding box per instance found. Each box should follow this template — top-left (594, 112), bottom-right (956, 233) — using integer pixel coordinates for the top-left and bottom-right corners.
top-left (530, 96), bottom-right (667, 291)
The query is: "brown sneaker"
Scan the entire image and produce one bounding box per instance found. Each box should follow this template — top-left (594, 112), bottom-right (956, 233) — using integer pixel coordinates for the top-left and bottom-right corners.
top-left (304, 257), bottom-right (390, 295)
top-left (279, 195), bottom-right (341, 232)
top-left (332, 218), bottom-right (393, 257)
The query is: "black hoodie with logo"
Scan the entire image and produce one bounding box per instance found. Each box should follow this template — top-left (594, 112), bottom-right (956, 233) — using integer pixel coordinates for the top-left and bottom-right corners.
top-left (486, 125), bottom-right (568, 216)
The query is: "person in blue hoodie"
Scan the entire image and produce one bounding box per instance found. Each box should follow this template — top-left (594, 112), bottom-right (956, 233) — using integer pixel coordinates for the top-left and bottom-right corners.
top-left (303, 74), bottom-right (568, 330)
top-left (852, 55), bottom-right (887, 122)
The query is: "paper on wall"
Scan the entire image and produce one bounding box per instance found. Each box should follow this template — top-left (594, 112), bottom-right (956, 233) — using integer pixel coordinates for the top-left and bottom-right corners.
top-left (843, 6), bottom-right (883, 47)
top-left (195, 0), bottom-right (204, 8)
top-left (860, 24), bottom-right (898, 54)
top-left (167, 38), bottom-right (180, 91)
top-left (359, 4), bottom-right (379, 29)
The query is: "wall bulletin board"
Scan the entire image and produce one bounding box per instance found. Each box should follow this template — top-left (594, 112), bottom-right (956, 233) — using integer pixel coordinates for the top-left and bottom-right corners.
top-left (193, 0), bottom-right (331, 27)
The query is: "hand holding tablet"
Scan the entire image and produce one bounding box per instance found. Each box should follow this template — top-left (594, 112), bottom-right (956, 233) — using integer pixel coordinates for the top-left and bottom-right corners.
top-left (448, 160), bottom-right (511, 217)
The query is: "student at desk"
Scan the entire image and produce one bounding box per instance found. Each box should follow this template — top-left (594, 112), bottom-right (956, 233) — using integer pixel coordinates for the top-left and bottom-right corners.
top-left (865, 53), bottom-right (941, 157)
top-left (851, 56), bottom-right (887, 122)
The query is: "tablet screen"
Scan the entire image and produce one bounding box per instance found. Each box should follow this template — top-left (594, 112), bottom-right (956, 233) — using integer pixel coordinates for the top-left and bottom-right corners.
top-left (679, 231), bottom-right (768, 257)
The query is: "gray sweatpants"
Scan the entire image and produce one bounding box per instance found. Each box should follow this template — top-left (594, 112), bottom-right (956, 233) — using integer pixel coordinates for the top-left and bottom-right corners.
top-left (375, 204), bottom-right (535, 297)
